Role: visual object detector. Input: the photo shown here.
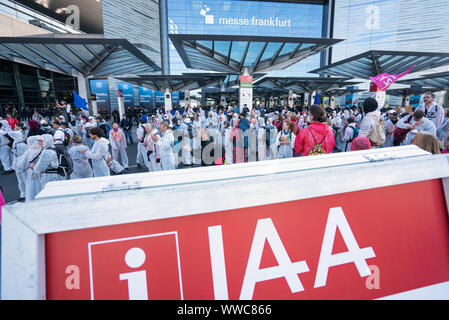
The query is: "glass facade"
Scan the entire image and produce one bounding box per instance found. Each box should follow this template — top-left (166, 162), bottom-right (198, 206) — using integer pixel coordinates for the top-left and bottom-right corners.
top-left (0, 60), bottom-right (76, 109)
top-left (167, 0), bottom-right (325, 76)
top-left (333, 0), bottom-right (449, 105)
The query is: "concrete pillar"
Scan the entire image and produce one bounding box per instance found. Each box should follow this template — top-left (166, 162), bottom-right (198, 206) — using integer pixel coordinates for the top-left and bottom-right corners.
top-left (269, 96), bottom-right (274, 108)
top-left (117, 89), bottom-right (125, 120)
top-left (404, 95), bottom-right (411, 107)
top-left (77, 76), bottom-right (91, 114)
top-left (288, 90), bottom-right (294, 108)
top-left (330, 95), bottom-right (335, 108)
top-left (184, 90), bottom-right (190, 109)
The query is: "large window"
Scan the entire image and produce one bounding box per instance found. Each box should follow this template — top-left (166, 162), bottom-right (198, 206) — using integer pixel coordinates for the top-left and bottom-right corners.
top-left (167, 0), bottom-right (325, 76)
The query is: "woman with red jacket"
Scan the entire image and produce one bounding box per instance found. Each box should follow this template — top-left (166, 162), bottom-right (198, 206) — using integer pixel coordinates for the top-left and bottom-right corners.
top-left (294, 105), bottom-right (335, 156)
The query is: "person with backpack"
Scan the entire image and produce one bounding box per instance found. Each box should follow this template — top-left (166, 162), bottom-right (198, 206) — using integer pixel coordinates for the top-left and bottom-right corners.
top-left (52, 120), bottom-right (67, 149)
top-left (358, 97), bottom-right (386, 148)
top-left (96, 116), bottom-right (111, 139)
top-left (276, 120), bottom-right (296, 159)
top-left (294, 105), bottom-right (335, 157)
top-left (33, 134), bottom-right (62, 188)
top-left (341, 118), bottom-right (359, 152)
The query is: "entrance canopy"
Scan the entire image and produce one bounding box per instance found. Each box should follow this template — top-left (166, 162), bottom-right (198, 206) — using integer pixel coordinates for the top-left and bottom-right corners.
top-left (396, 71), bottom-right (449, 89)
top-left (323, 88), bottom-right (366, 97)
top-left (183, 73), bottom-right (266, 88)
top-left (254, 77), bottom-right (361, 94)
top-left (310, 50), bottom-right (449, 79)
top-left (169, 34), bottom-right (343, 74)
top-left (0, 35), bottom-right (161, 78)
top-left (116, 73), bottom-right (231, 92)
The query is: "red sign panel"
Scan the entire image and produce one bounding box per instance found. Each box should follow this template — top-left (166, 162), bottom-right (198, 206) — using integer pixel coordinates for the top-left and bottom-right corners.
top-left (46, 179), bottom-right (449, 300)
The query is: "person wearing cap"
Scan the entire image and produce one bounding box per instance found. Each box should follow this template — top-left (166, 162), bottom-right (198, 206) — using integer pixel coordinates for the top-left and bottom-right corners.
top-left (358, 97), bottom-right (383, 148)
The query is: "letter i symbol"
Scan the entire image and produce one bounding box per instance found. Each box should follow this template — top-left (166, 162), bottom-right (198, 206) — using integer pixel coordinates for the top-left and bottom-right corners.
top-left (119, 247), bottom-right (149, 300)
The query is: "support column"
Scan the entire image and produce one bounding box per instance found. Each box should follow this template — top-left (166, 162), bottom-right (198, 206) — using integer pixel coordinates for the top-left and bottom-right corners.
top-left (117, 89), bottom-right (125, 120)
top-left (369, 82), bottom-right (385, 109)
top-left (288, 90), bottom-right (294, 108)
top-left (184, 90), bottom-right (190, 109)
top-left (404, 95), bottom-right (411, 107)
top-left (330, 95), bottom-right (335, 108)
top-left (269, 96), bottom-right (274, 108)
top-left (239, 67), bottom-right (253, 113)
top-left (77, 76), bottom-right (91, 116)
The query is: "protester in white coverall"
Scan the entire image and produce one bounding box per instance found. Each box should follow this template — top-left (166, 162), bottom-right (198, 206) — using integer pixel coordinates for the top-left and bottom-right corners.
top-left (34, 134), bottom-right (61, 188)
top-left (82, 127), bottom-right (111, 177)
top-left (0, 119), bottom-right (13, 174)
top-left (17, 135), bottom-right (43, 202)
top-left (9, 130), bottom-right (27, 201)
top-left (68, 135), bottom-right (93, 179)
top-left (136, 118), bottom-right (148, 170)
top-left (257, 117), bottom-right (267, 162)
top-left (109, 121), bottom-right (129, 172)
top-left (143, 123), bottom-right (161, 172)
top-left (151, 120), bottom-right (175, 171)
top-left (223, 121), bottom-right (233, 165)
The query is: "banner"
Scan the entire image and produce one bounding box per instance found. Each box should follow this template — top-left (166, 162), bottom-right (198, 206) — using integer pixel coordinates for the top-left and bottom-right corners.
top-left (155, 91), bottom-right (166, 107)
top-left (139, 87), bottom-right (154, 111)
top-left (240, 76), bottom-right (253, 112)
top-left (369, 66), bottom-right (415, 91)
top-left (89, 80), bottom-right (110, 112)
top-left (45, 179), bottom-right (449, 300)
top-left (117, 82), bottom-right (135, 109)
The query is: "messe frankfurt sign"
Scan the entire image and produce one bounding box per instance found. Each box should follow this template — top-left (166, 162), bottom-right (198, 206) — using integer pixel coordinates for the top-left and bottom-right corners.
top-left (200, 4), bottom-right (292, 28)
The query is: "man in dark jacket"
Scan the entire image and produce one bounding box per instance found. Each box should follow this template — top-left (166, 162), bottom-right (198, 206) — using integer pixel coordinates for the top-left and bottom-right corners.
top-left (120, 114), bottom-right (134, 144)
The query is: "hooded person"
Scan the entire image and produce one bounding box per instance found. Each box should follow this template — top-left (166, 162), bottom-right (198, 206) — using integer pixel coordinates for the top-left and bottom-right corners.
top-left (9, 130), bottom-right (28, 200)
top-left (68, 135), bottom-right (93, 179)
top-left (143, 123), bottom-right (161, 172)
top-left (17, 135), bottom-right (43, 202)
top-left (0, 120), bottom-right (14, 174)
top-left (151, 120), bottom-right (175, 171)
top-left (350, 137), bottom-right (371, 151)
top-left (34, 134), bottom-right (61, 188)
top-left (82, 127), bottom-right (111, 177)
top-left (135, 116), bottom-right (149, 170)
top-left (265, 117), bottom-right (278, 160)
top-left (223, 120), bottom-right (233, 165)
top-left (257, 117), bottom-right (267, 161)
top-left (109, 121), bottom-right (129, 172)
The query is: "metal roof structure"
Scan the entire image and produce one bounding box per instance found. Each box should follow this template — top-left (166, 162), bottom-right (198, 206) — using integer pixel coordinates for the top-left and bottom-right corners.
top-left (169, 34), bottom-right (343, 74)
top-left (0, 36), bottom-right (161, 78)
top-left (309, 50), bottom-right (449, 79)
top-left (115, 73), bottom-right (231, 92)
top-left (396, 71), bottom-right (449, 89)
top-left (254, 77), bottom-right (362, 94)
top-left (322, 88), bottom-right (366, 97)
top-left (182, 72), bottom-right (266, 88)
top-left (385, 87), bottom-right (440, 97)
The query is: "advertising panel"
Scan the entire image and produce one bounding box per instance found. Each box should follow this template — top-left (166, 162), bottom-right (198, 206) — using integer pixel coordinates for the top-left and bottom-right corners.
top-left (139, 87), bottom-right (154, 111)
top-left (117, 82), bottom-right (135, 109)
top-left (45, 179), bottom-right (449, 300)
top-left (14, 0), bottom-right (104, 34)
top-left (89, 80), bottom-right (109, 112)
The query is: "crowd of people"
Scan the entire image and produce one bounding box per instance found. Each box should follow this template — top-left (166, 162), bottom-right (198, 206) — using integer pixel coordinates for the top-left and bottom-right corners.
top-left (1, 91), bottom-right (448, 203)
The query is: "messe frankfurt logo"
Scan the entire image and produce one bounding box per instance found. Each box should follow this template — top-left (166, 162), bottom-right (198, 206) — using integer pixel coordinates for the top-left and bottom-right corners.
top-left (199, 3), bottom-right (291, 28)
top-left (200, 5), bottom-right (214, 24)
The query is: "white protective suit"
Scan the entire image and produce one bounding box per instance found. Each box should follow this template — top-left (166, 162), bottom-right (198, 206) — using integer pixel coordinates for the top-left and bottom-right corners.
top-left (109, 128), bottom-right (129, 169)
top-left (276, 130), bottom-right (296, 159)
top-left (266, 119), bottom-right (278, 160)
top-left (17, 136), bottom-right (43, 202)
top-left (136, 124), bottom-right (149, 168)
top-left (9, 130), bottom-right (28, 198)
top-left (257, 118), bottom-right (267, 162)
top-left (156, 129), bottom-right (175, 171)
top-left (34, 134), bottom-right (61, 188)
top-left (224, 127), bottom-right (233, 165)
top-left (144, 130), bottom-right (161, 172)
top-left (0, 120), bottom-right (13, 171)
top-left (85, 137), bottom-right (111, 177)
top-left (68, 143), bottom-right (93, 179)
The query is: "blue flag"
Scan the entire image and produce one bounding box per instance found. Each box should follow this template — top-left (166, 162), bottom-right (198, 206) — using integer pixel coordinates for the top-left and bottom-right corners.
top-left (314, 93), bottom-right (321, 105)
top-left (73, 90), bottom-right (89, 111)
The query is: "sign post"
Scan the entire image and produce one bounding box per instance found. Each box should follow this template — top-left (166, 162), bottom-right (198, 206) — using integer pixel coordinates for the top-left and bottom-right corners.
top-left (240, 68), bottom-right (253, 113)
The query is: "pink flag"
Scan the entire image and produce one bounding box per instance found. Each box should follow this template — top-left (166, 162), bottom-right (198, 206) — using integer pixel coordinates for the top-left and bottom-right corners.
top-left (369, 65), bottom-right (415, 91)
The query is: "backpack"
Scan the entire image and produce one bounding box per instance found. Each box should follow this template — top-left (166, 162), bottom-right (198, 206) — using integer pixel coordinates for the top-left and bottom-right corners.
top-left (62, 130), bottom-right (72, 146)
top-left (45, 147), bottom-right (73, 177)
top-left (393, 115), bottom-right (414, 146)
top-left (307, 128), bottom-right (328, 156)
top-left (367, 120), bottom-right (386, 147)
top-left (350, 126), bottom-right (360, 142)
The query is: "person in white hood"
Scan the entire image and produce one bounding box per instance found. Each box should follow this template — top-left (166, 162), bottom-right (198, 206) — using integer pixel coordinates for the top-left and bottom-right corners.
top-left (8, 130), bottom-right (27, 201)
top-left (68, 135), bottom-right (93, 179)
top-left (17, 135), bottom-right (43, 202)
top-left (151, 120), bottom-right (175, 171)
top-left (257, 117), bottom-right (267, 161)
top-left (82, 127), bottom-right (111, 177)
top-left (0, 119), bottom-right (14, 174)
top-left (34, 134), bottom-right (61, 188)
